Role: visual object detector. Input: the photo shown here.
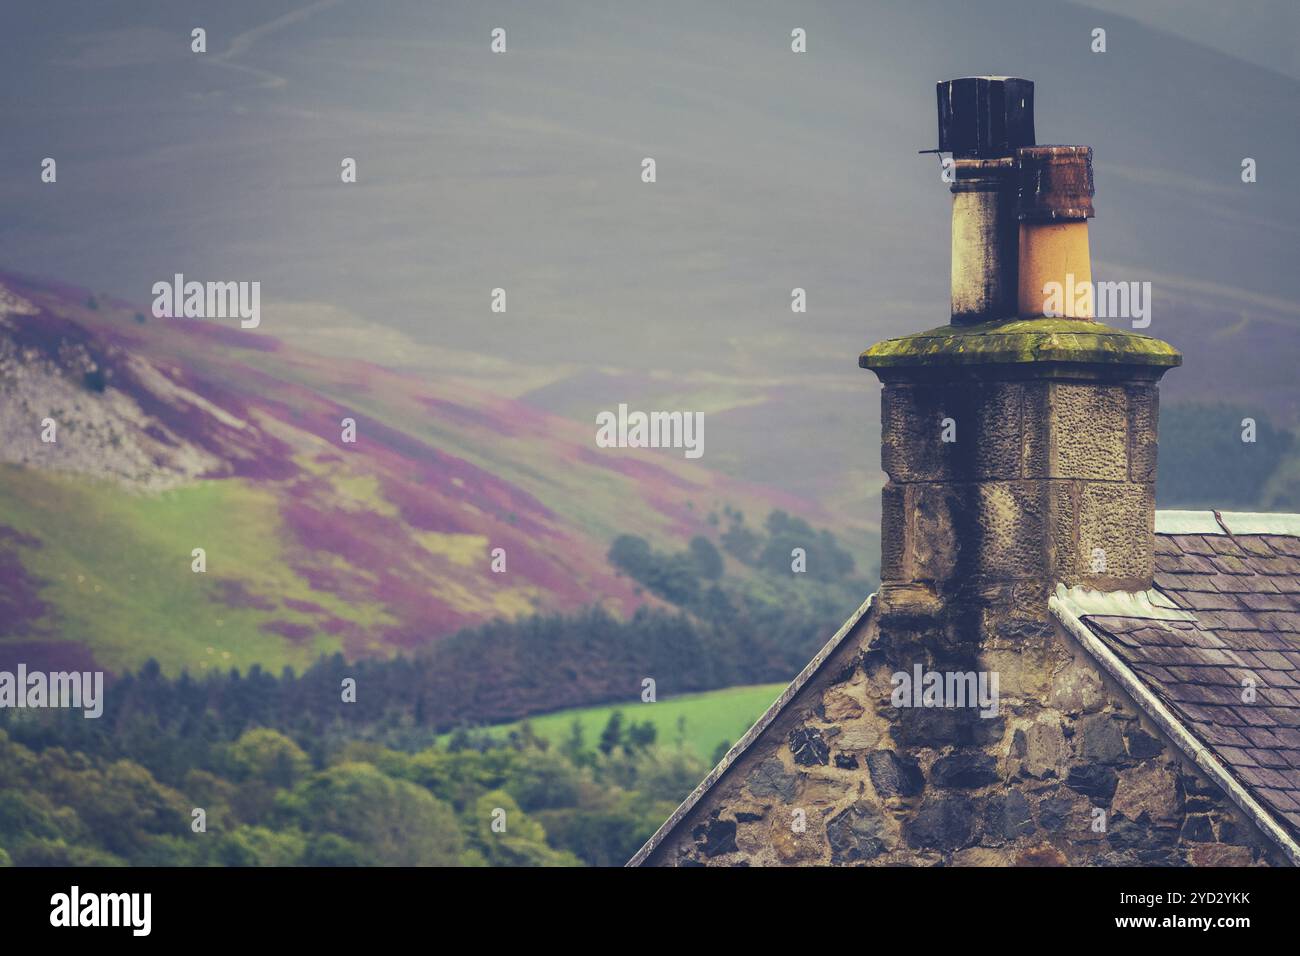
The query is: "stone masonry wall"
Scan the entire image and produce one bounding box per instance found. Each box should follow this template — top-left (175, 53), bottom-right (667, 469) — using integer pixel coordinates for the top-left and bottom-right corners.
top-left (642, 602), bottom-right (1285, 866)
top-left (879, 379), bottom-right (1158, 593)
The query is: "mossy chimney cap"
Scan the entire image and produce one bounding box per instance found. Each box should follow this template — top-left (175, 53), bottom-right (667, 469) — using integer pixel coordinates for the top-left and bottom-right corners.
top-left (936, 76), bottom-right (1035, 159)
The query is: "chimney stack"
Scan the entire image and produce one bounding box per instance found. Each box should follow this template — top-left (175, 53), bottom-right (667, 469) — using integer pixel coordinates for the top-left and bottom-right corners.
top-left (861, 78), bottom-right (1181, 628)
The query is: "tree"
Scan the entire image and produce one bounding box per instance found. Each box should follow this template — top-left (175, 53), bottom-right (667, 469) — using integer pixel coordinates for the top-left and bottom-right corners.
top-left (472, 790), bottom-right (578, 867)
top-left (688, 536), bottom-right (724, 580)
top-left (598, 712), bottom-right (625, 756)
top-left (625, 720), bottom-right (657, 751)
top-left (222, 728), bottom-right (310, 787)
top-left (608, 535), bottom-right (654, 579)
top-left (282, 762), bottom-right (464, 866)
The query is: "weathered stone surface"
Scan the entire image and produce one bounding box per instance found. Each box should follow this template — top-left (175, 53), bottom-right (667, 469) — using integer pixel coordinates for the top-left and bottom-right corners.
top-left (835, 721), bottom-right (882, 751)
top-left (1049, 656), bottom-right (1107, 715)
top-left (1187, 844), bottom-right (1255, 867)
top-left (1106, 813), bottom-right (1167, 854)
top-left (1037, 792), bottom-right (1080, 833)
top-left (972, 481), bottom-right (1048, 579)
top-left (1051, 383), bottom-right (1128, 480)
top-left (1014, 717), bottom-right (1066, 778)
top-left (1124, 726), bottom-right (1164, 759)
top-left (769, 810), bottom-right (825, 864)
top-left (866, 750), bottom-right (925, 799)
top-left (693, 817), bottom-right (737, 857)
top-left (970, 383), bottom-right (1024, 480)
top-left (1126, 385), bottom-right (1159, 483)
top-left (799, 774), bottom-right (855, 806)
top-left (1066, 764), bottom-right (1119, 803)
top-left (1074, 713), bottom-right (1128, 765)
top-left (880, 385), bottom-right (940, 482)
top-left (890, 698), bottom-right (1005, 749)
top-left (749, 757), bottom-right (798, 802)
top-left (788, 726), bottom-right (830, 766)
top-left (827, 801), bottom-right (889, 863)
top-left (953, 846), bottom-right (1011, 866)
top-left (1078, 481), bottom-right (1154, 585)
top-left (985, 791), bottom-right (1034, 841)
top-left (1048, 479), bottom-right (1079, 583)
top-left (1015, 843), bottom-right (1068, 866)
top-left (1111, 763), bottom-right (1180, 825)
top-left (905, 794), bottom-right (977, 850)
top-left (1020, 382), bottom-right (1051, 478)
top-left (823, 687), bottom-right (865, 721)
top-left (1180, 813), bottom-right (1215, 843)
top-left (931, 752), bottom-right (1000, 789)
top-left (880, 483), bottom-right (908, 582)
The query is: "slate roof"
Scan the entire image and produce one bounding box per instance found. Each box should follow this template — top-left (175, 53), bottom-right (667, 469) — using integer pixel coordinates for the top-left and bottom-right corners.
top-left (1058, 510), bottom-right (1300, 861)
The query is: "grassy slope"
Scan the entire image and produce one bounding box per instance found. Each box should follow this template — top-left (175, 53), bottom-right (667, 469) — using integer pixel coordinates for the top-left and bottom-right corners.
top-left (1, 272), bottom-right (856, 675)
top-left (0, 468), bottom-right (363, 673)
top-left (440, 683), bottom-right (787, 761)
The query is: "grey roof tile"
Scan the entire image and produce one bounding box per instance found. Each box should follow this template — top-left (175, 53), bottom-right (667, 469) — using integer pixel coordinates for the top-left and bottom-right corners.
top-left (1084, 540), bottom-right (1300, 846)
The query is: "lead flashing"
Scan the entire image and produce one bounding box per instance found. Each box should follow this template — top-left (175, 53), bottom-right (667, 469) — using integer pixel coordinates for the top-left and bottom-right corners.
top-left (1219, 512), bottom-right (1300, 536)
top-left (1154, 511), bottom-right (1223, 535)
top-left (1052, 583), bottom-right (1194, 622)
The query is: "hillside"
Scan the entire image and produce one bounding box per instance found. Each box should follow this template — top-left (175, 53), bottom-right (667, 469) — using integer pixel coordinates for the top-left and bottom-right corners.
top-left (0, 271), bottom-right (870, 677)
top-left (439, 683), bottom-right (786, 762)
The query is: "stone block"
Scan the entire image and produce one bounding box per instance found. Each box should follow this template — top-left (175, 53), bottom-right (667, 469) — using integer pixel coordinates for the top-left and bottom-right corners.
top-left (1126, 385), bottom-right (1159, 483)
top-left (827, 802), bottom-right (891, 863)
top-left (866, 750), bottom-right (925, 799)
top-left (968, 382), bottom-right (1024, 480)
top-left (1050, 383), bottom-right (1129, 480)
top-left (971, 481), bottom-right (1047, 579)
top-left (1020, 382), bottom-right (1051, 478)
top-left (984, 790), bottom-right (1035, 841)
top-left (1111, 763), bottom-right (1180, 825)
top-left (1078, 481), bottom-right (1155, 584)
top-left (880, 384), bottom-right (948, 482)
top-left (879, 483), bottom-right (908, 582)
top-left (1014, 716), bottom-right (1066, 779)
top-left (881, 383), bottom-right (1024, 483)
top-left (1074, 712), bottom-right (1128, 765)
top-left (932, 752), bottom-right (1000, 789)
top-left (904, 793), bottom-right (977, 851)
top-left (748, 757), bottom-right (798, 802)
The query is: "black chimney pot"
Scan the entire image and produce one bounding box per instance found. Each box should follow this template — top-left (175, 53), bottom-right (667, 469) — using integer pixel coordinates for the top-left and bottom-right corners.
top-left (936, 76), bottom-right (1035, 159)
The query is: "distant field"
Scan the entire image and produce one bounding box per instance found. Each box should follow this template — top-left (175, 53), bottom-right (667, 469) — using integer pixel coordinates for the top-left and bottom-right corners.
top-left (444, 683), bottom-right (788, 761)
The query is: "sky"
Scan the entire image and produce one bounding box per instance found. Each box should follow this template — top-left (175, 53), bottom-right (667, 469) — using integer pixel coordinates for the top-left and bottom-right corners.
top-left (1, 0), bottom-right (1296, 418)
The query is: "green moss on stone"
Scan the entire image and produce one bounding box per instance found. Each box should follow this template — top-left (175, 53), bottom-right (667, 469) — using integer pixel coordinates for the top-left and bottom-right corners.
top-left (860, 317), bottom-right (1182, 370)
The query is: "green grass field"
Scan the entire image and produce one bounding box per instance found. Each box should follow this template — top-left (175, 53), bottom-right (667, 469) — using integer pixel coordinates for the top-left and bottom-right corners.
top-left (444, 683), bottom-right (788, 761)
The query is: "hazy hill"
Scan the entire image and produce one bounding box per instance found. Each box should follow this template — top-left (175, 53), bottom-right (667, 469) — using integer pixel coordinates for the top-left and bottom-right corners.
top-left (0, 271), bottom-right (865, 677)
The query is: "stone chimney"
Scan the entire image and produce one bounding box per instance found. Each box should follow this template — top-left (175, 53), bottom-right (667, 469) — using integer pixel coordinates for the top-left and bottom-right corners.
top-left (861, 78), bottom-right (1181, 621)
